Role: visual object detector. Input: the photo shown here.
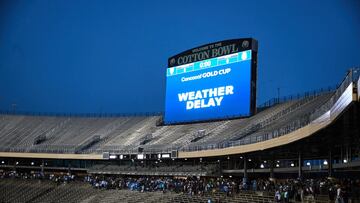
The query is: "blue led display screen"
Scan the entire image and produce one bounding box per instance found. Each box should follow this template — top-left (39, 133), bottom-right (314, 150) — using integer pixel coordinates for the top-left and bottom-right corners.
top-left (164, 50), bottom-right (252, 124)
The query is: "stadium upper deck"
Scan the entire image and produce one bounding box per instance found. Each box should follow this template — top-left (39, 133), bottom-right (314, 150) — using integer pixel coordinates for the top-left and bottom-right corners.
top-left (0, 69), bottom-right (359, 160)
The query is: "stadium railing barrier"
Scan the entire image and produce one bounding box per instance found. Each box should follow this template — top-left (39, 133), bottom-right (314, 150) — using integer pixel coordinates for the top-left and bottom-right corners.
top-left (182, 68), bottom-right (360, 152)
top-left (0, 68), bottom-right (358, 155)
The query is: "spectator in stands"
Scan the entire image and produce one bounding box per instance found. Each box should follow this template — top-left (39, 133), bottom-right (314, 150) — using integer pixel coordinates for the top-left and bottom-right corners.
top-left (274, 189), bottom-right (281, 202)
top-left (336, 184), bottom-right (344, 203)
top-left (284, 189), bottom-right (289, 203)
top-left (329, 185), bottom-right (336, 201)
top-left (353, 179), bottom-right (360, 203)
top-left (2, 170), bottom-right (360, 202)
top-left (250, 179), bottom-right (256, 191)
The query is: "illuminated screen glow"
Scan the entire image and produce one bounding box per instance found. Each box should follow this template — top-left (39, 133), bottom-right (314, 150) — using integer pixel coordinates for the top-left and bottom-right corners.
top-left (164, 50), bottom-right (252, 124)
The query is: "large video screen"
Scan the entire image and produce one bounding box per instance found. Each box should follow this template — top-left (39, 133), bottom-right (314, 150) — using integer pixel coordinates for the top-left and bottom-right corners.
top-left (164, 50), bottom-right (252, 124)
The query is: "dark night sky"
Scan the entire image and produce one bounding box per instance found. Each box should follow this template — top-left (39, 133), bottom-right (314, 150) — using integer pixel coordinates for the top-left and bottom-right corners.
top-left (0, 0), bottom-right (359, 114)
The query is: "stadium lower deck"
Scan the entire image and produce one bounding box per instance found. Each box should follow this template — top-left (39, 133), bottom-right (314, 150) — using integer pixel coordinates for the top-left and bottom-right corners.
top-left (0, 88), bottom-right (348, 156)
top-left (0, 175), bottom-right (352, 203)
top-left (0, 177), bottom-right (283, 203)
top-left (0, 69), bottom-right (359, 202)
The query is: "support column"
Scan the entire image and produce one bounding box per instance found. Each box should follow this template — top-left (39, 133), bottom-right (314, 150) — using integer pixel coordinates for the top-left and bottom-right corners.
top-left (41, 160), bottom-right (44, 175)
top-left (298, 152), bottom-right (302, 179)
top-left (269, 159), bottom-right (275, 179)
top-left (217, 160), bottom-right (221, 176)
top-left (13, 160), bottom-right (17, 172)
top-left (328, 151), bottom-right (333, 177)
top-left (67, 162), bottom-right (71, 175)
top-left (243, 157), bottom-right (248, 183)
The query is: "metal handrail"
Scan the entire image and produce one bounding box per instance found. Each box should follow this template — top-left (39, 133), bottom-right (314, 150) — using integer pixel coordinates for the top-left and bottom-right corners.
top-left (181, 68), bottom-right (359, 152)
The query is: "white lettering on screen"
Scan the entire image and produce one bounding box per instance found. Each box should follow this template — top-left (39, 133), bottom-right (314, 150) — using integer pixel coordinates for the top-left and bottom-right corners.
top-left (178, 85), bottom-right (234, 110)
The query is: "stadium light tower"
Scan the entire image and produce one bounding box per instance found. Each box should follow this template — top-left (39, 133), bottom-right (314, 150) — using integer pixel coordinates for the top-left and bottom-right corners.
top-left (276, 86), bottom-right (286, 102)
top-left (11, 103), bottom-right (17, 113)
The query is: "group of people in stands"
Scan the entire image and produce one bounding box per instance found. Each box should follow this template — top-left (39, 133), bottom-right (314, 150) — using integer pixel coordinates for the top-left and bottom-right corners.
top-left (265, 178), bottom-right (358, 203)
top-left (0, 170), bottom-right (75, 184)
top-left (83, 175), bottom-right (360, 202)
top-left (1, 170), bottom-right (359, 203)
top-left (84, 175), bottom-right (224, 195)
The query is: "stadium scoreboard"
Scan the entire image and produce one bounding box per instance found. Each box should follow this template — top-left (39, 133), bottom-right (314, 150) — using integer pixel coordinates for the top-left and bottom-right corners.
top-left (164, 38), bottom-right (258, 124)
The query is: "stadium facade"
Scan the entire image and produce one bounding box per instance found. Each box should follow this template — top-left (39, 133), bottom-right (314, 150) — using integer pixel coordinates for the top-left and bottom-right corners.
top-left (0, 70), bottom-right (358, 179)
top-left (0, 39), bottom-right (359, 181)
